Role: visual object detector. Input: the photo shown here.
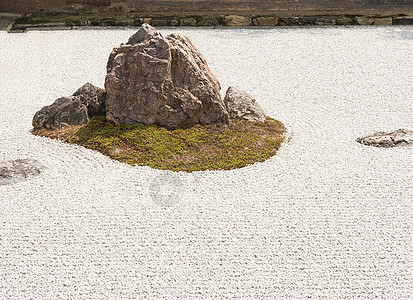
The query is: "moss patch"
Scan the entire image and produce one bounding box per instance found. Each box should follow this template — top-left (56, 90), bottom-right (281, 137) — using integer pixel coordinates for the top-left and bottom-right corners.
top-left (33, 116), bottom-right (286, 172)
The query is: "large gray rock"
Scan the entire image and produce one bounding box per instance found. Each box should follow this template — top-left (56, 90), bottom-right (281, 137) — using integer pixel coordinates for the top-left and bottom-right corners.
top-left (33, 83), bottom-right (106, 130)
top-left (357, 129), bottom-right (413, 147)
top-left (105, 24), bottom-right (229, 129)
top-left (223, 86), bottom-right (266, 122)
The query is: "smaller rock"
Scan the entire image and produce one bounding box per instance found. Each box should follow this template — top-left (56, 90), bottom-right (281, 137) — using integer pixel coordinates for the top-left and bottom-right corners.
top-left (180, 18), bottom-right (197, 26)
top-left (223, 87), bottom-right (265, 122)
top-left (253, 17), bottom-right (279, 26)
top-left (356, 16), bottom-right (374, 25)
top-left (79, 19), bottom-right (90, 26)
top-left (279, 17), bottom-right (302, 26)
top-left (314, 17), bottom-right (335, 26)
top-left (298, 16), bottom-right (315, 25)
top-left (198, 17), bottom-right (219, 27)
top-left (32, 97), bottom-right (88, 130)
top-left (336, 16), bottom-right (354, 25)
top-left (33, 83), bottom-right (106, 130)
top-left (373, 17), bottom-right (393, 25)
top-left (223, 15), bottom-right (251, 26)
top-left (393, 17), bottom-right (413, 25)
top-left (73, 83), bottom-right (106, 117)
top-left (356, 129), bottom-right (413, 147)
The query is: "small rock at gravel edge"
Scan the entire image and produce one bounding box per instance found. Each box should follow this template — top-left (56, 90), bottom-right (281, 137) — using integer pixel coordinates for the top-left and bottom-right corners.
top-left (223, 86), bottom-right (266, 122)
top-left (33, 83), bottom-right (106, 130)
top-left (356, 129), bottom-right (413, 147)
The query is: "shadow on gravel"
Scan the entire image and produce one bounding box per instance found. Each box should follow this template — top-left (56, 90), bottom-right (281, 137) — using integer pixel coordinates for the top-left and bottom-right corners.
top-left (149, 173), bottom-right (184, 207)
top-left (0, 159), bottom-right (44, 185)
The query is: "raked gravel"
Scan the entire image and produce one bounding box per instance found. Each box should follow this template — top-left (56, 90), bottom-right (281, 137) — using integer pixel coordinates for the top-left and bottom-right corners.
top-left (0, 27), bottom-right (412, 299)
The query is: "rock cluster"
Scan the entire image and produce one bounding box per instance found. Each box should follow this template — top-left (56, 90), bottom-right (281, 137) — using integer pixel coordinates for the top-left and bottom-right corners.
top-left (33, 24), bottom-right (265, 131)
top-left (356, 129), bottom-right (413, 147)
top-left (33, 83), bottom-right (106, 130)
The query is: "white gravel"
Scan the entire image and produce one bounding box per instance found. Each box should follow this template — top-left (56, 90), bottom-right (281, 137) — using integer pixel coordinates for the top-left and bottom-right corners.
top-left (0, 26), bottom-right (412, 299)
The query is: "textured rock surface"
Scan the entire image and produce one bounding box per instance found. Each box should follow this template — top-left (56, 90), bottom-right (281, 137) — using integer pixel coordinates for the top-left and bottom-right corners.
top-left (126, 23), bottom-right (158, 44)
top-left (356, 16), bottom-right (374, 25)
top-left (223, 15), bottom-right (251, 26)
top-left (33, 83), bottom-right (106, 130)
top-left (357, 129), bottom-right (413, 147)
top-left (223, 86), bottom-right (265, 122)
top-left (73, 83), bottom-right (106, 117)
top-left (279, 17), bottom-right (302, 26)
top-left (0, 159), bottom-right (44, 185)
top-left (393, 17), bottom-right (413, 25)
top-left (336, 16), bottom-right (354, 25)
top-left (105, 24), bottom-right (229, 129)
top-left (373, 17), bottom-right (393, 25)
top-left (32, 96), bottom-right (88, 130)
top-left (253, 16), bottom-right (279, 26)
top-left (180, 18), bottom-right (197, 26)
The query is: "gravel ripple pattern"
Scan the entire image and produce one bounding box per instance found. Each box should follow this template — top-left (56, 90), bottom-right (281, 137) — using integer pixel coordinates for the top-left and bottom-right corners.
top-left (0, 27), bottom-right (412, 299)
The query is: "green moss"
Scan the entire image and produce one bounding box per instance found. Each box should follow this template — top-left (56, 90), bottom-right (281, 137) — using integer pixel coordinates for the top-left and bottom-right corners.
top-left (15, 17), bottom-right (49, 24)
top-left (33, 116), bottom-right (286, 172)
